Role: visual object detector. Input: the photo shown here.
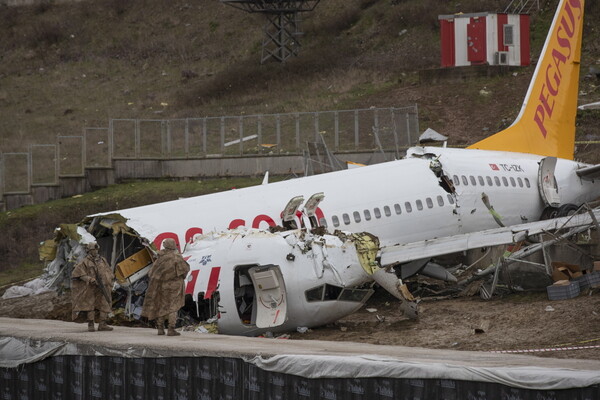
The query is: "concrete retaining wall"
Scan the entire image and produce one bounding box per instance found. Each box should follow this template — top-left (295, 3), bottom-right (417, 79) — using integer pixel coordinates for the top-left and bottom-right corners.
top-left (1, 151), bottom-right (397, 211)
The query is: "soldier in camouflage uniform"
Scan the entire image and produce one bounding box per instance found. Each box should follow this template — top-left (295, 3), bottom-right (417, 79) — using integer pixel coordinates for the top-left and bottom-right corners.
top-left (142, 238), bottom-right (190, 336)
top-left (71, 242), bottom-right (114, 332)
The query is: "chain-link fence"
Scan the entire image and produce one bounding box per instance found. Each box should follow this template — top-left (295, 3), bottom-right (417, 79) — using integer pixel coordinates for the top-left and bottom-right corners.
top-left (0, 106), bottom-right (419, 195)
top-left (106, 106), bottom-right (419, 159)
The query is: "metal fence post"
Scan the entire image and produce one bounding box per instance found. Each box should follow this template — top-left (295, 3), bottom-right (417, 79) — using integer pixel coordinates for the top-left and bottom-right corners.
top-left (390, 108), bottom-right (399, 156)
top-left (334, 111), bottom-right (339, 151)
top-left (184, 119), bottom-right (189, 158)
top-left (239, 116), bottom-right (244, 155)
top-left (406, 107), bottom-right (413, 147)
top-left (202, 118), bottom-right (207, 154)
top-left (220, 117), bottom-right (225, 154)
top-left (258, 116), bottom-right (263, 153)
top-left (295, 113), bottom-right (300, 151)
top-left (276, 114), bottom-right (281, 154)
top-left (313, 112), bottom-right (319, 142)
top-left (135, 119), bottom-right (140, 158)
top-left (354, 110), bottom-right (359, 150)
top-left (109, 119), bottom-right (114, 163)
top-left (165, 120), bottom-right (171, 157)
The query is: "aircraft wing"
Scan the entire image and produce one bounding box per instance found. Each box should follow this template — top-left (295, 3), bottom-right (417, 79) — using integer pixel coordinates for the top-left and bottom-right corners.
top-left (576, 164), bottom-right (600, 181)
top-left (379, 207), bottom-right (600, 267)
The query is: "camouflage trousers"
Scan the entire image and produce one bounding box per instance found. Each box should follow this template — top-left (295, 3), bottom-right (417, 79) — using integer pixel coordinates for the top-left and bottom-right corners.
top-left (156, 311), bottom-right (178, 328)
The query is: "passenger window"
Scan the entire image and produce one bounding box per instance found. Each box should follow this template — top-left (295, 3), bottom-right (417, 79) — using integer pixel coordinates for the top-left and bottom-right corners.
top-left (510, 177), bottom-right (516, 187)
top-left (502, 177), bottom-right (509, 186)
top-left (524, 178), bottom-right (531, 188)
top-left (494, 176), bottom-right (501, 186)
top-left (364, 210), bottom-right (371, 221)
top-left (517, 177), bottom-right (523, 187)
top-left (461, 176), bottom-right (468, 186)
top-left (486, 176), bottom-right (493, 186)
top-left (447, 194), bottom-right (455, 204)
top-left (437, 195), bottom-right (444, 206)
top-left (319, 218), bottom-right (327, 227)
top-left (374, 208), bottom-right (381, 219)
top-left (332, 215), bottom-right (340, 227)
top-left (384, 206), bottom-right (391, 217)
top-left (405, 202), bottom-right (413, 213)
top-left (394, 203), bottom-right (402, 214)
top-left (453, 175), bottom-right (460, 186)
top-left (416, 200), bottom-right (423, 210)
top-left (343, 213), bottom-right (350, 225)
top-left (426, 198), bottom-right (433, 208)
top-left (353, 211), bottom-right (361, 223)
top-left (478, 176), bottom-right (485, 186)
top-left (470, 176), bottom-right (476, 186)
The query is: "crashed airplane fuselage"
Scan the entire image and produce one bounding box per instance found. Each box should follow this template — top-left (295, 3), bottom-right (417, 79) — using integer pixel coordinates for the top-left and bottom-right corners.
top-left (185, 229), bottom-right (383, 336)
top-left (36, 0), bottom-right (600, 334)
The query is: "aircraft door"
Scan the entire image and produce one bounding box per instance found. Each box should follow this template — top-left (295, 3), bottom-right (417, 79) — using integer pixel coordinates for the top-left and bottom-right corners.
top-left (304, 192), bottom-right (325, 228)
top-left (538, 157), bottom-right (560, 207)
top-left (282, 195), bottom-right (304, 229)
top-left (248, 265), bottom-right (287, 328)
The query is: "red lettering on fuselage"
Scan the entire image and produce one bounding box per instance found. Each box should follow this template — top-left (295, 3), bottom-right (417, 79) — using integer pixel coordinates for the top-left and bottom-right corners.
top-left (531, 0), bottom-right (582, 138)
top-left (154, 207), bottom-right (326, 250)
top-left (153, 232), bottom-right (181, 251)
top-left (228, 219), bottom-right (245, 229)
top-left (185, 228), bottom-right (203, 244)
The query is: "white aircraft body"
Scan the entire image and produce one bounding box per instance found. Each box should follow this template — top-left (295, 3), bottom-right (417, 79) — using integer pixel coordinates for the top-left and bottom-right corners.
top-left (184, 229), bottom-right (381, 336)
top-left (42, 0), bottom-right (600, 334)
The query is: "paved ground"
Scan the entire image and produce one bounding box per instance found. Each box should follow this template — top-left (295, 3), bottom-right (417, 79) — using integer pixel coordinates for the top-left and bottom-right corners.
top-left (2, 317), bottom-right (600, 372)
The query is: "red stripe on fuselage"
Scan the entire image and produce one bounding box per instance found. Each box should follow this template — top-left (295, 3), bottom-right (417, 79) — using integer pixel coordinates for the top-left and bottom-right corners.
top-left (205, 267), bottom-right (221, 299)
top-left (185, 269), bottom-right (199, 295)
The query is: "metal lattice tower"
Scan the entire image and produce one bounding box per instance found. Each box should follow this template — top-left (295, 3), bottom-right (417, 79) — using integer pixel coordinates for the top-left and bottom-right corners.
top-left (221, 0), bottom-right (320, 63)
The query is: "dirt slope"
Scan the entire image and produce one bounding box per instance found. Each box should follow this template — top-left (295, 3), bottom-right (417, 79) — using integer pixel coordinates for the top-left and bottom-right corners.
top-left (0, 0), bottom-right (599, 157)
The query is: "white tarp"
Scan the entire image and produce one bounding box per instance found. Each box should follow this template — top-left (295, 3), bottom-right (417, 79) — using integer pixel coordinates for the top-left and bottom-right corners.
top-left (249, 354), bottom-right (600, 391)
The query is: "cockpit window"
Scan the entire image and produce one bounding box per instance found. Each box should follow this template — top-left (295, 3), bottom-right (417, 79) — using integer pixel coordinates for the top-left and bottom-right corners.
top-left (324, 284), bottom-right (343, 300)
top-left (305, 284), bottom-right (371, 303)
top-left (338, 288), bottom-right (372, 302)
top-left (305, 286), bottom-right (324, 302)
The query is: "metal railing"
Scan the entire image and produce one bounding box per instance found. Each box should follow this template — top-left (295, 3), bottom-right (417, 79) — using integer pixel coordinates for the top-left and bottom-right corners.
top-left (108, 106), bottom-right (419, 159)
top-left (503, 0), bottom-right (540, 14)
top-left (0, 106), bottom-right (419, 196)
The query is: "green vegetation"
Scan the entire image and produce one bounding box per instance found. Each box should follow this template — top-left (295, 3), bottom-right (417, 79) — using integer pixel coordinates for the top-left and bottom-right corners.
top-left (1, 0), bottom-right (599, 285)
top-left (0, 177), bottom-right (271, 277)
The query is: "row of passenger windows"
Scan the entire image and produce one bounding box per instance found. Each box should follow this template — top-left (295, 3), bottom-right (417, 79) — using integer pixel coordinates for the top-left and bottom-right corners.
top-left (330, 194), bottom-right (456, 228)
top-left (453, 174), bottom-right (531, 189)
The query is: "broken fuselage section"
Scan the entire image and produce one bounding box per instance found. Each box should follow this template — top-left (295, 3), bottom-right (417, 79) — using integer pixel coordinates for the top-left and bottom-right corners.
top-left (41, 214), bottom-right (415, 335)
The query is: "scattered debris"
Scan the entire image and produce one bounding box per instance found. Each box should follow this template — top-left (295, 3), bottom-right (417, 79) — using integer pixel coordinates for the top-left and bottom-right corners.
top-left (473, 320), bottom-right (490, 334)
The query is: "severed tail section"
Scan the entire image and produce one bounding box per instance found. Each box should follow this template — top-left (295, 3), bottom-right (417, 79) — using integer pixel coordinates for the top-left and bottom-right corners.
top-left (468, 0), bottom-right (584, 160)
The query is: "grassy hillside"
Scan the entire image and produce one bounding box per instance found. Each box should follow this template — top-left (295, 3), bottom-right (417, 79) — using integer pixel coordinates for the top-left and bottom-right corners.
top-left (1, 0), bottom-right (598, 153)
top-left (0, 177), bottom-right (268, 281)
top-left (1, 0), bottom-right (599, 282)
